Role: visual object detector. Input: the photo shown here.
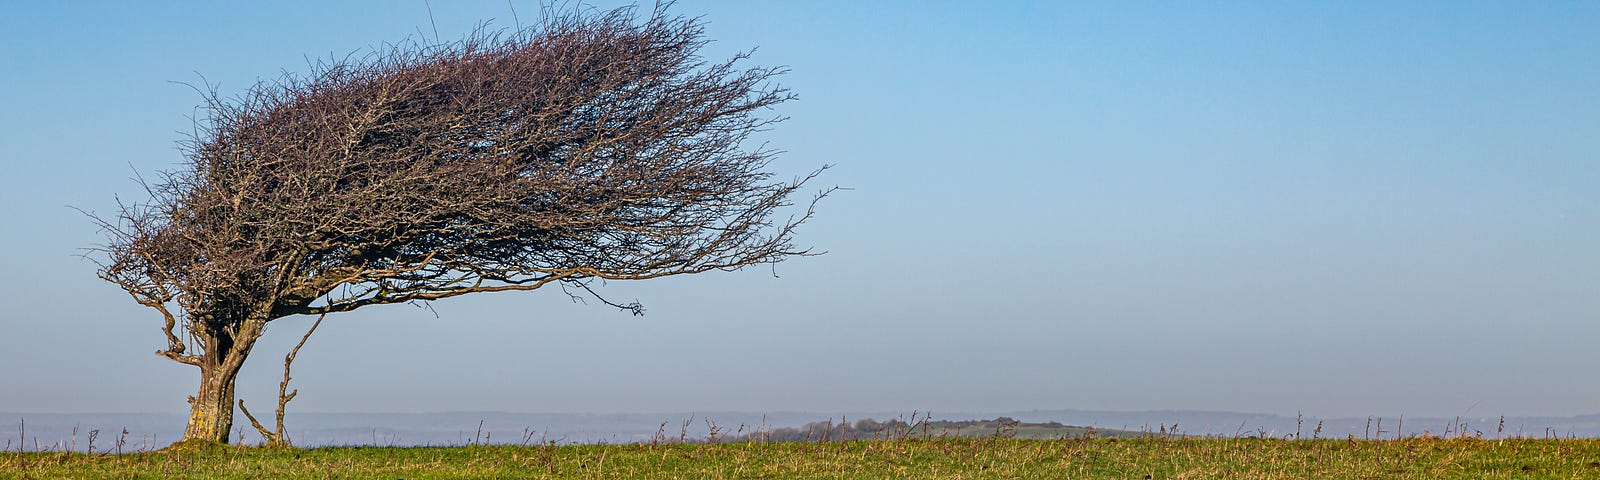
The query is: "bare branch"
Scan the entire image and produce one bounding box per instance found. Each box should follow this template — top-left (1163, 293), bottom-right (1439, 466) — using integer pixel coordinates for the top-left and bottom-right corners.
top-left (237, 400), bottom-right (272, 444)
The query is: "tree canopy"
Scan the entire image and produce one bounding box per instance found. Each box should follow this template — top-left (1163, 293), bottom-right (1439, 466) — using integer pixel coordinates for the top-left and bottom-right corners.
top-left (92, 5), bottom-right (826, 444)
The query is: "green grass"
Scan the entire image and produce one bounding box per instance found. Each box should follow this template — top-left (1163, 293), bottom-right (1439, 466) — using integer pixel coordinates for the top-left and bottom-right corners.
top-left (3, 437), bottom-right (1599, 479)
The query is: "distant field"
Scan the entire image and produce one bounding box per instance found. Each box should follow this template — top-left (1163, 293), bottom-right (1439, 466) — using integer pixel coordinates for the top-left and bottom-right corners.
top-left (4, 437), bottom-right (1599, 479)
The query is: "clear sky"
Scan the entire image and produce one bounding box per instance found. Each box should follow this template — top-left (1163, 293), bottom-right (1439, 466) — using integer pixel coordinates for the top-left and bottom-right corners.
top-left (1, 1), bottom-right (1596, 419)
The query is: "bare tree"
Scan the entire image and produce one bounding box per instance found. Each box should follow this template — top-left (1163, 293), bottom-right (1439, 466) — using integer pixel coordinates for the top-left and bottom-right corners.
top-left (90, 6), bottom-right (827, 445)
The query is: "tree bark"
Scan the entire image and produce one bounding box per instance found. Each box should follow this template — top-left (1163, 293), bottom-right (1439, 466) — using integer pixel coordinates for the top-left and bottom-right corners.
top-left (181, 321), bottom-right (264, 444)
top-left (183, 361), bottom-right (244, 443)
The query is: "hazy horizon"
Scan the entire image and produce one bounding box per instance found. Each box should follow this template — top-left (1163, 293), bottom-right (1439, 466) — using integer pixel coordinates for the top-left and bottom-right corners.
top-left (7, 409), bottom-right (1600, 449)
top-left (2, 1), bottom-right (1597, 421)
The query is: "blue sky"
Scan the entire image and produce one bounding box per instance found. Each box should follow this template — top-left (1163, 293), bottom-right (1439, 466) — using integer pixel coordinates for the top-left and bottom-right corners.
top-left (1, 1), bottom-right (1597, 419)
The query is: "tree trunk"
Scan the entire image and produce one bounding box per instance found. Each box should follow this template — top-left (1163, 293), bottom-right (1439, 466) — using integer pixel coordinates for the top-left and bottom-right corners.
top-left (180, 320), bottom-right (265, 444)
top-left (183, 360), bottom-right (245, 443)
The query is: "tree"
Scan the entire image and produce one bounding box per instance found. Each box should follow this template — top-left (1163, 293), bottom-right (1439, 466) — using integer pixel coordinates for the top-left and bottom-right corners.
top-left (91, 6), bottom-right (827, 445)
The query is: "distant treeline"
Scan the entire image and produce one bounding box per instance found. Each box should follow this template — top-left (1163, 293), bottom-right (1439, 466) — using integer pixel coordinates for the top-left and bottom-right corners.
top-left (704, 416), bottom-right (1078, 443)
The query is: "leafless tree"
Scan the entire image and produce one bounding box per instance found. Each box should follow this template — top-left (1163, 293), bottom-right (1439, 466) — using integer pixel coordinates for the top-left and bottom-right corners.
top-left (90, 5), bottom-right (828, 445)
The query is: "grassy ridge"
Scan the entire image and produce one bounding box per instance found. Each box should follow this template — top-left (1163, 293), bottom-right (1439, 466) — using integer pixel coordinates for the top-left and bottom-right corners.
top-left (3, 437), bottom-right (1599, 479)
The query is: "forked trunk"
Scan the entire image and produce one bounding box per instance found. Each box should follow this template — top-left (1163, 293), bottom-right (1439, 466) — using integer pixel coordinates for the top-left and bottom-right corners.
top-left (180, 322), bottom-right (264, 444)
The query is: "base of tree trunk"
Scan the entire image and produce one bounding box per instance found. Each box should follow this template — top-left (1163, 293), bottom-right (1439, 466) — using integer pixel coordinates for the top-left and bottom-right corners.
top-left (181, 361), bottom-right (246, 444)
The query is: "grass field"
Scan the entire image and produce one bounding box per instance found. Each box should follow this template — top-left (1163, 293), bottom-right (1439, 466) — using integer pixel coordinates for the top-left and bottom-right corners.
top-left (3, 437), bottom-right (1599, 479)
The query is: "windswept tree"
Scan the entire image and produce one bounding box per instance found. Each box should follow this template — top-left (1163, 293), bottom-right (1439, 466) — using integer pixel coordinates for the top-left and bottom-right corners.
top-left (92, 6), bottom-right (826, 445)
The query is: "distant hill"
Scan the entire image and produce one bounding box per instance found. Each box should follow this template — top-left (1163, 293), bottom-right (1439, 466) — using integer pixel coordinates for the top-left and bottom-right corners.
top-left (721, 416), bottom-right (1150, 443)
top-left (924, 418), bottom-right (1151, 440)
